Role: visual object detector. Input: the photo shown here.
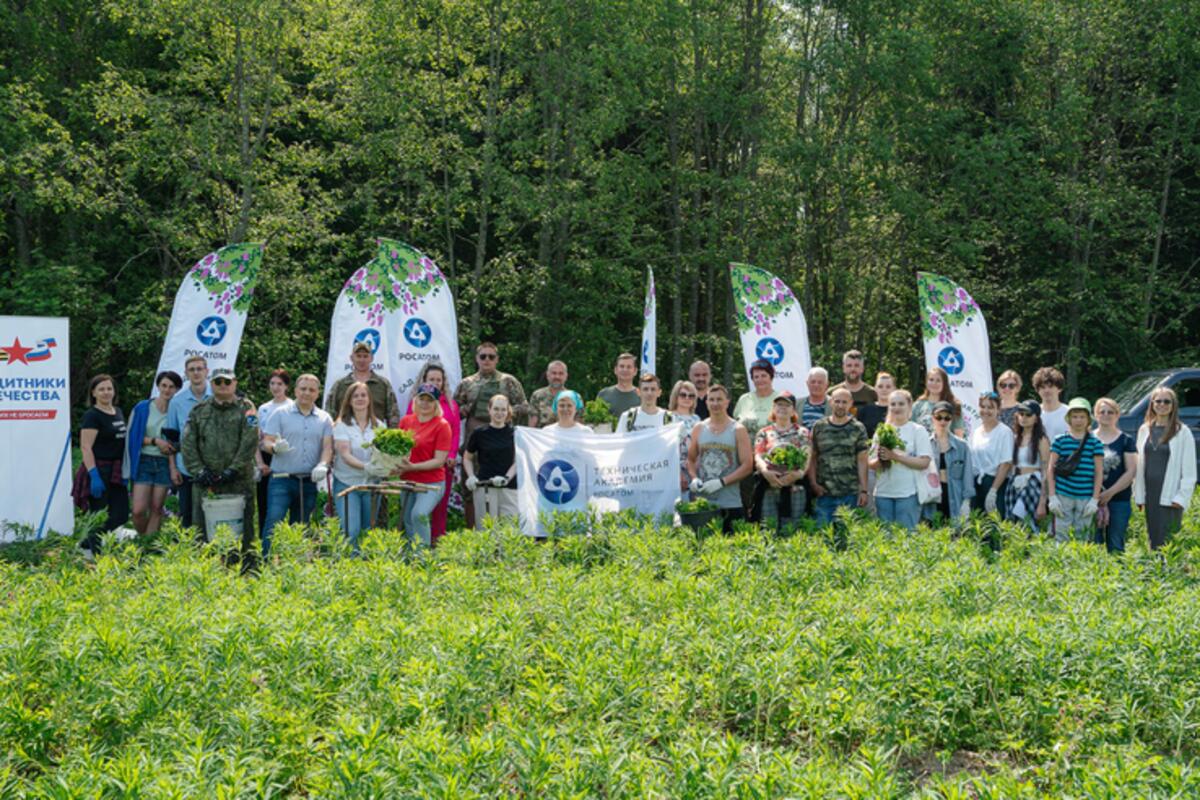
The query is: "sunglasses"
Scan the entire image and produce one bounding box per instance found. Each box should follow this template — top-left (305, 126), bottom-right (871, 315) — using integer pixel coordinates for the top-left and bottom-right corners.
top-left (1096, 408), bottom-right (1117, 415)
top-left (678, 391), bottom-right (696, 398)
top-left (1152, 398), bottom-right (1174, 406)
top-left (933, 415), bottom-right (952, 422)
top-left (998, 382), bottom-right (1017, 389)
top-left (477, 353), bottom-right (498, 361)
top-left (212, 377), bottom-right (233, 386)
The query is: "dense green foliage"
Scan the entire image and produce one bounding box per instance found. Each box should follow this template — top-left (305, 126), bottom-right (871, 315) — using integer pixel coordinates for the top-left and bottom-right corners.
top-left (3, 0), bottom-right (1200, 407)
top-left (3, 506), bottom-right (1200, 795)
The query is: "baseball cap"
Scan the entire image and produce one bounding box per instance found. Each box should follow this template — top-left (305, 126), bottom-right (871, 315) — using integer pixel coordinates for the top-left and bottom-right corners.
top-left (352, 340), bottom-right (372, 354)
top-left (415, 383), bottom-right (441, 400)
top-left (1016, 399), bottom-right (1041, 416)
top-left (774, 391), bottom-right (797, 406)
top-left (211, 367), bottom-right (236, 381)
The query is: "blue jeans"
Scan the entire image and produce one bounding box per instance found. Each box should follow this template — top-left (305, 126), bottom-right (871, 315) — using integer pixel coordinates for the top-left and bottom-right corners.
top-left (261, 475), bottom-right (317, 557)
top-left (333, 477), bottom-right (373, 551)
top-left (402, 482), bottom-right (445, 548)
top-left (877, 494), bottom-right (921, 530)
top-left (814, 493), bottom-right (856, 526)
top-left (1094, 499), bottom-right (1131, 554)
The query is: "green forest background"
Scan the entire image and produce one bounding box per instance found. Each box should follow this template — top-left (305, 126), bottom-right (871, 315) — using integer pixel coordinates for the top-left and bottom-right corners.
top-left (3, 0), bottom-right (1199, 405)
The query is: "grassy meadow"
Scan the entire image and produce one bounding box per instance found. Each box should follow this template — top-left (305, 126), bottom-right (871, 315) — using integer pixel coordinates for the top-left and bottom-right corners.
top-left (3, 505), bottom-right (1200, 797)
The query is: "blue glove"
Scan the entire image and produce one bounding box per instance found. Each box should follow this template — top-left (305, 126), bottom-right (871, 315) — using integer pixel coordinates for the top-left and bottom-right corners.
top-left (88, 467), bottom-right (106, 498)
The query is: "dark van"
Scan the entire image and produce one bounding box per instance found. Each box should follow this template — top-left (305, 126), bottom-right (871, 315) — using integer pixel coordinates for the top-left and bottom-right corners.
top-left (1106, 369), bottom-right (1200, 470)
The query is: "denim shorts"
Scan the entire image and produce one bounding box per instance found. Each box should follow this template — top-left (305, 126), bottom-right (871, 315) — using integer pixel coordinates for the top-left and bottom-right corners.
top-left (135, 454), bottom-right (172, 487)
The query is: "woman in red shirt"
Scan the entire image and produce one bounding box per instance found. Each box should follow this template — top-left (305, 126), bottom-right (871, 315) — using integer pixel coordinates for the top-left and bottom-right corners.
top-left (395, 383), bottom-right (453, 547)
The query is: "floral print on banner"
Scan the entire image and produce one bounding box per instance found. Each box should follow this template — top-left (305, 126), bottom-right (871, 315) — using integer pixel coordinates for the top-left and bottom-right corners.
top-left (188, 243), bottom-right (264, 315)
top-left (729, 262), bottom-right (798, 335)
top-left (918, 272), bottom-right (982, 344)
top-left (342, 238), bottom-right (449, 326)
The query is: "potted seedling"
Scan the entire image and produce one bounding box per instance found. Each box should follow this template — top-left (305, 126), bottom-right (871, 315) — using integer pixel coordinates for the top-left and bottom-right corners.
top-left (676, 496), bottom-right (720, 531)
top-left (363, 427), bottom-right (417, 477)
top-left (582, 398), bottom-right (615, 433)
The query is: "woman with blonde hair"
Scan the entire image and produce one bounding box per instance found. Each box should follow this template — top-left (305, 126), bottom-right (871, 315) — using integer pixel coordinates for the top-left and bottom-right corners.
top-left (668, 380), bottom-right (702, 499)
top-left (1133, 387), bottom-right (1196, 549)
top-left (1091, 397), bottom-right (1137, 553)
top-left (996, 370), bottom-right (1023, 427)
top-left (870, 389), bottom-right (933, 530)
top-left (332, 381), bottom-right (384, 551)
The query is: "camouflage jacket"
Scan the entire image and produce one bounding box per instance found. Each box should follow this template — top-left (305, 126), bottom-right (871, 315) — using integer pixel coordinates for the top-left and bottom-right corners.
top-left (454, 371), bottom-right (528, 425)
top-left (528, 386), bottom-right (566, 428)
top-left (328, 372), bottom-right (400, 426)
top-left (182, 396), bottom-right (259, 482)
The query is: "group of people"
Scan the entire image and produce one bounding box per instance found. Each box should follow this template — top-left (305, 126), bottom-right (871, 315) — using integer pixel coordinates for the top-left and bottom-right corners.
top-left (75, 343), bottom-right (1195, 559)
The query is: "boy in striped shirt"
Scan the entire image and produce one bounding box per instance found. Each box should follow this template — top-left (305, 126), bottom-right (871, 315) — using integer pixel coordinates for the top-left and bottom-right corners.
top-left (1045, 397), bottom-right (1104, 542)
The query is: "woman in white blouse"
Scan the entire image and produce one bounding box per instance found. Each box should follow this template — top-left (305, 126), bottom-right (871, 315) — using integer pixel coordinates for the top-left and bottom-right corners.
top-left (969, 390), bottom-right (1013, 515)
top-left (332, 381), bottom-right (383, 552)
top-left (869, 389), bottom-right (932, 531)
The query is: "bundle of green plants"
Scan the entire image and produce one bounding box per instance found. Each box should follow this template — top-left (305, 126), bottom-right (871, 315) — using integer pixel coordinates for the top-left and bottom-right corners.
top-left (874, 422), bottom-right (905, 468)
top-left (368, 427), bottom-right (416, 456)
top-left (765, 443), bottom-right (808, 472)
top-left (676, 497), bottom-right (717, 514)
top-left (581, 397), bottom-right (614, 426)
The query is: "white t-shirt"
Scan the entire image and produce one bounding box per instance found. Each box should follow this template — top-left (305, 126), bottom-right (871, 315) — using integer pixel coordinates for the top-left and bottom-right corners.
top-left (873, 420), bottom-right (933, 499)
top-left (617, 407), bottom-right (670, 432)
top-left (969, 422), bottom-right (1014, 479)
top-left (332, 418), bottom-right (380, 485)
top-left (1042, 404), bottom-right (1068, 443)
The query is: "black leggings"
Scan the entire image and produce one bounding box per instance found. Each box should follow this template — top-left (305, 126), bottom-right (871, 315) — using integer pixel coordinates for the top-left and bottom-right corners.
top-left (86, 483), bottom-right (130, 550)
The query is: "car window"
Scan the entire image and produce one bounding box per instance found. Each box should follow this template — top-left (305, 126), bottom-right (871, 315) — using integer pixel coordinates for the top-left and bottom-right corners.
top-left (1107, 373), bottom-right (1163, 414)
top-left (1172, 379), bottom-right (1200, 416)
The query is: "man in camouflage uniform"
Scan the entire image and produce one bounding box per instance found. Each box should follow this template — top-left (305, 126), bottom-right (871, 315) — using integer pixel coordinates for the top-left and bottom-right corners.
top-left (807, 387), bottom-right (869, 527)
top-left (528, 359), bottom-right (568, 428)
top-left (327, 339), bottom-right (400, 425)
top-left (182, 367), bottom-right (259, 553)
top-left (454, 341), bottom-right (528, 438)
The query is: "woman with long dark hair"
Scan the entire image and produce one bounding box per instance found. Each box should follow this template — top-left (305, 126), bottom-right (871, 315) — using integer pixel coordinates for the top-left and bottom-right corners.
top-left (912, 367), bottom-right (964, 435)
top-left (1004, 400), bottom-right (1051, 530)
top-left (77, 374), bottom-right (129, 551)
top-left (127, 370), bottom-right (183, 535)
top-left (1133, 387), bottom-right (1196, 549)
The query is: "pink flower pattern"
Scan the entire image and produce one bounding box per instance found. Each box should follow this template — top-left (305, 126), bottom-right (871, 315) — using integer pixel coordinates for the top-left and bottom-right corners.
top-left (186, 243), bottom-right (263, 314)
top-left (342, 238), bottom-right (447, 322)
top-left (730, 263), bottom-right (797, 334)
top-left (917, 272), bottom-right (981, 344)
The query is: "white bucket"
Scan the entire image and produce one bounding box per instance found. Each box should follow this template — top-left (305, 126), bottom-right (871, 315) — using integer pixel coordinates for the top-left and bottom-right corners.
top-left (201, 494), bottom-right (245, 539)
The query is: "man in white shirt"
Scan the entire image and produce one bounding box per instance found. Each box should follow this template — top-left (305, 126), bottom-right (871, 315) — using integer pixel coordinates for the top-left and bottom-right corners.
top-left (1033, 366), bottom-right (1068, 442)
top-left (617, 373), bottom-right (673, 432)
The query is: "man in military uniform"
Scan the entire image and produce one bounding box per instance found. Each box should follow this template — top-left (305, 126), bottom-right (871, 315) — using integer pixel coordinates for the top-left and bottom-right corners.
top-left (528, 360), bottom-right (568, 428)
top-left (182, 367), bottom-right (259, 556)
top-left (454, 341), bottom-right (528, 438)
top-left (327, 340), bottom-right (400, 425)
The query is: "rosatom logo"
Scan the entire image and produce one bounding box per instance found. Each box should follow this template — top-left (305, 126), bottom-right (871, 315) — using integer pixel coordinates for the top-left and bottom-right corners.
top-left (404, 318), bottom-right (432, 348)
top-left (537, 459), bottom-right (580, 504)
top-left (0, 337), bottom-right (56, 366)
top-left (196, 316), bottom-right (228, 347)
top-left (642, 339), bottom-right (650, 366)
top-left (938, 346), bottom-right (965, 376)
top-left (354, 328), bottom-right (381, 354)
top-left (755, 337), bottom-right (785, 365)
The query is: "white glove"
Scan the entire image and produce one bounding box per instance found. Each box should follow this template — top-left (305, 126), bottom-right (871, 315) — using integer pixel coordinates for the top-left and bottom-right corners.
top-left (984, 488), bottom-right (997, 513)
top-left (466, 475), bottom-right (479, 492)
top-left (1048, 494), bottom-right (1063, 515)
top-left (689, 478), bottom-right (704, 494)
top-left (254, 466), bottom-right (262, 483)
top-left (272, 438), bottom-right (291, 454)
top-left (310, 463), bottom-right (329, 483)
top-left (490, 476), bottom-right (508, 487)
top-left (960, 499), bottom-right (972, 518)
top-left (701, 478), bottom-right (724, 495)
top-left (1084, 498), bottom-right (1099, 516)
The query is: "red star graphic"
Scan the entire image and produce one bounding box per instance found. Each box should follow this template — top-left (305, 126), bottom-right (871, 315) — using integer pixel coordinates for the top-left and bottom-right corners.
top-left (1, 337), bottom-right (34, 365)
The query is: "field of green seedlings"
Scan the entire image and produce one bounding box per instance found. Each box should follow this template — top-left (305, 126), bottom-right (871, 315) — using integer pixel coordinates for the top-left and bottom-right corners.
top-left (4, 505), bottom-right (1200, 797)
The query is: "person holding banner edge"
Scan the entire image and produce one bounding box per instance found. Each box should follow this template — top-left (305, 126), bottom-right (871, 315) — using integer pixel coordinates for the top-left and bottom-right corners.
top-left (464, 394), bottom-right (519, 526)
top-left (126, 370), bottom-right (183, 536)
top-left (688, 384), bottom-right (753, 533)
top-left (77, 374), bottom-right (129, 551)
